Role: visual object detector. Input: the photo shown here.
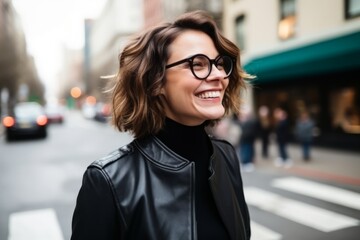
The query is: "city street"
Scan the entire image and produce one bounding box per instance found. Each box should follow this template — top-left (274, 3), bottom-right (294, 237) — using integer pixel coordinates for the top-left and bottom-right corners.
top-left (0, 110), bottom-right (359, 240)
top-left (0, 110), bottom-right (133, 240)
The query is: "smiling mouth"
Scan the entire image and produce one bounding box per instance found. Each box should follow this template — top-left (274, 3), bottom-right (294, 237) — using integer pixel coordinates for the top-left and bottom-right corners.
top-left (196, 91), bottom-right (221, 99)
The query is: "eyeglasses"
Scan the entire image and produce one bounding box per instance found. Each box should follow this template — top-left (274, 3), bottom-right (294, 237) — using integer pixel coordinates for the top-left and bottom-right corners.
top-left (165, 54), bottom-right (235, 80)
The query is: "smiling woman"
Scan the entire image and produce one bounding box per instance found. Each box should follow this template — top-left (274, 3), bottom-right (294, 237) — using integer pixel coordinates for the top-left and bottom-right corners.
top-left (71, 10), bottom-right (252, 240)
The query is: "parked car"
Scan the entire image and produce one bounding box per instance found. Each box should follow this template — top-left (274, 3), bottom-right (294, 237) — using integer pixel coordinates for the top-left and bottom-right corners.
top-left (45, 103), bottom-right (65, 123)
top-left (94, 102), bottom-right (111, 123)
top-left (2, 102), bottom-right (48, 141)
top-left (81, 102), bottom-right (96, 119)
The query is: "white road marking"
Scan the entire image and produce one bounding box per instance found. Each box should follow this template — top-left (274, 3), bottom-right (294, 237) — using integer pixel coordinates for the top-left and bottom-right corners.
top-left (8, 208), bottom-right (64, 240)
top-left (244, 187), bottom-right (360, 232)
top-left (272, 177), bottom-right (360, 210)
top-left (251, 221), bottom-right (282, 240)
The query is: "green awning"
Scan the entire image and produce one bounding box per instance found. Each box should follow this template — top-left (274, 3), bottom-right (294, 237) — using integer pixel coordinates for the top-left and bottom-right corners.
top-left (243, 31), bottom-right (360, 83)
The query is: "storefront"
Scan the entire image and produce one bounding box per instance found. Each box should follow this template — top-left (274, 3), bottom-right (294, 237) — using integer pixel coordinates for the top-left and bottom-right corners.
top-left (244, 31), bottom-right (360, 151)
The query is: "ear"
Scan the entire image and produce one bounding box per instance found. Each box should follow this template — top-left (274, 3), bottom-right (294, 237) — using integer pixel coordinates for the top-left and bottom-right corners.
top-left (159, 85), bottom-right (166, 96)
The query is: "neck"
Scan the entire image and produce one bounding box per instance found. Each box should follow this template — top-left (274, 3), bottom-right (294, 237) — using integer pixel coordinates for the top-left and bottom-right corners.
top-left (156, 118), bottom-right (210, 161)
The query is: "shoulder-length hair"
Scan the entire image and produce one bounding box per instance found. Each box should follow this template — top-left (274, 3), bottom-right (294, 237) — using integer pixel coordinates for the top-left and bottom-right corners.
top-left (111, 10), bottom-right (250, 139)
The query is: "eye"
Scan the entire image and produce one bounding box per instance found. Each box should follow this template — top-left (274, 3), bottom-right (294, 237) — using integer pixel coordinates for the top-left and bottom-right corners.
top-left (192, 61), bottom-right (206, 68)
top-left (192, 56), bottom-right (208, 70)
top-left (216, 59), bottom-right (225, 70)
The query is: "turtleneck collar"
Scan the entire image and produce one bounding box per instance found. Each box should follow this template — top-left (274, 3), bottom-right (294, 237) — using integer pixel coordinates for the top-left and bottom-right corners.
top-left (156, 118), bottom-right (211, 161)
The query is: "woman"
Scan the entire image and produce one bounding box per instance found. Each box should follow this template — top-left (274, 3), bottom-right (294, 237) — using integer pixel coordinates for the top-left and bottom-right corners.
top-left (71, 10), bottom-right (251, 240)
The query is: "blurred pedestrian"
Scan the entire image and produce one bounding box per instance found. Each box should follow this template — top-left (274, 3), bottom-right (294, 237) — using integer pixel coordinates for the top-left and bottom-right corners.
top-left (295, 111), bottom-right (315, 161)
top-left (209, 116), bottom-right (242, 147)
top-left (258, 105), bottom-right (271, 159)
top-left (71, 11), bottom-right (251, 240)
top-left (273, 108), bottom-right (292, 167)
top-left (237, 107), bottom-right (258, 172)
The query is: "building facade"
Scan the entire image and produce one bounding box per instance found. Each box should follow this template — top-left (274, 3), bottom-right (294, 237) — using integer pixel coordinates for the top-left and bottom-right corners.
top-left (223, 0), bottom-right (360, 150)
top-left (82, 0), bottom-right (144, 103)
top-left (0, 0), bottom-right (44, 116)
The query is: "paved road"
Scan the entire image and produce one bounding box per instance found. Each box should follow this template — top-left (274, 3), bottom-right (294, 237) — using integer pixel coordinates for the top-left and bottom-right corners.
top-left (0, 110), bottom-right (133, 240)
top-left (241, 168), bottom-right (360, 239)
top-left (1, 110), bottom-right (359, 240)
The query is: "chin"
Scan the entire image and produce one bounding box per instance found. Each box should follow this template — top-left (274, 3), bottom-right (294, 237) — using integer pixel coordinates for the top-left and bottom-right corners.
top-left (201, 108), bottom-right (225, 120)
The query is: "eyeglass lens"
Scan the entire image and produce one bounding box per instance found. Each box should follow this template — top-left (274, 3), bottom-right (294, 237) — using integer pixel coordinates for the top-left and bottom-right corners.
top-left (191, 55), bottom-right (233, 79)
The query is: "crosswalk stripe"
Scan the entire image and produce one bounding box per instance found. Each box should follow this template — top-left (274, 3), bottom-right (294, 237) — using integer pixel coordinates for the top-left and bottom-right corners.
top-left (244, 187), bottom-right (360, 232)
top-left (251, 221), bottom-right (282, 240)
top-left (8, 208), bottom-right (64, 240)
top-left (272, 177), bottom-right (360, 210)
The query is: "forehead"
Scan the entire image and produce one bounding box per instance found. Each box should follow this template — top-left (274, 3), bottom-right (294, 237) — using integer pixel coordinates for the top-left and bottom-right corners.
top-left (168, 30), bottom-right (218, 60)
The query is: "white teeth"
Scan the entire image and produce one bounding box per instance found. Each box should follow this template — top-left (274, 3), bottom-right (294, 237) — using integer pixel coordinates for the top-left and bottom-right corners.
top-left (197, 91), bottom-right (221, 99)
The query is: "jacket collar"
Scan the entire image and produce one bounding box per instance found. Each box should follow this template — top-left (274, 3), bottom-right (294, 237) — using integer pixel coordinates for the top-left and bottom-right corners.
top-left (134, 135), bottom-right (190, 170)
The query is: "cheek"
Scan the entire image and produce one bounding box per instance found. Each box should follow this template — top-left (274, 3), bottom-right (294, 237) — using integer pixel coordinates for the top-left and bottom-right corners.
top-left (222, 80), bottom-right (230, 96)
top-left (167, 79), bottom-right (201, 96)
top-left (224, 79), bottom-right (230, 89)
top-left (164, 69), bottom-right (204, 100)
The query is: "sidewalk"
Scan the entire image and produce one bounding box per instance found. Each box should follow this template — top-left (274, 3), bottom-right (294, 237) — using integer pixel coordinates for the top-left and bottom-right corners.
top-left (252, 141), bottom-right (360, 186)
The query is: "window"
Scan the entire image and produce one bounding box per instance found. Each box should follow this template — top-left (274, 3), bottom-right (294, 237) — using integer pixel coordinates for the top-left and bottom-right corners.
top-left (235, 15), bottom-right (245, 50)
top-left (345, 0), bottom-right (360, 19)
top-left (278, 0), bottom-right (296, 40)
top-left (330, 88), bottom-right (360, 134)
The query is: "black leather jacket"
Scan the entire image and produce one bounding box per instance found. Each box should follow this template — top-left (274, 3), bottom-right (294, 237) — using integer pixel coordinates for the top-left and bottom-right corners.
top-left (71, 135), bottom-right (251, 240)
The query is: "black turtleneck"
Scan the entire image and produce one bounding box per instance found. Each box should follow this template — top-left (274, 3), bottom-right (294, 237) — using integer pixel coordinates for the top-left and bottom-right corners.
top-left (156, 118), bottom-right (230, 240)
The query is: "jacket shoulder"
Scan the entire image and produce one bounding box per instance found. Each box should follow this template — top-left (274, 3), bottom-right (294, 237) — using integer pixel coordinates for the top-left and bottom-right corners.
top-left (210, 136), bottom-right (235, 150)
top-left (90, 142), bottom-right (135, 169)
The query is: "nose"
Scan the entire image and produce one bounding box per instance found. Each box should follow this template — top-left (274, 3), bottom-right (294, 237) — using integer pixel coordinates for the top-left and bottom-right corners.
top-left (207, 63), bottom-right (226, 80)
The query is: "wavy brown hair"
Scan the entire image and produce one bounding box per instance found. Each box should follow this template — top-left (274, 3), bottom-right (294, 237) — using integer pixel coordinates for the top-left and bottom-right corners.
top-left (111, 10), bottom-right (250, 139)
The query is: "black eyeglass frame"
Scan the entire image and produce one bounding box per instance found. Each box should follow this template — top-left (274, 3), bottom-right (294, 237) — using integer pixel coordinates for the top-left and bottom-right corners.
top-left (165, 54), bottom-right (235, 80)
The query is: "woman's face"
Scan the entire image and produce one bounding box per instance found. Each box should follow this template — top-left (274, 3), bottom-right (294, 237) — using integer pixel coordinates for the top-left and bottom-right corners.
top-left (162, 30), bottom-right (229, 126)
